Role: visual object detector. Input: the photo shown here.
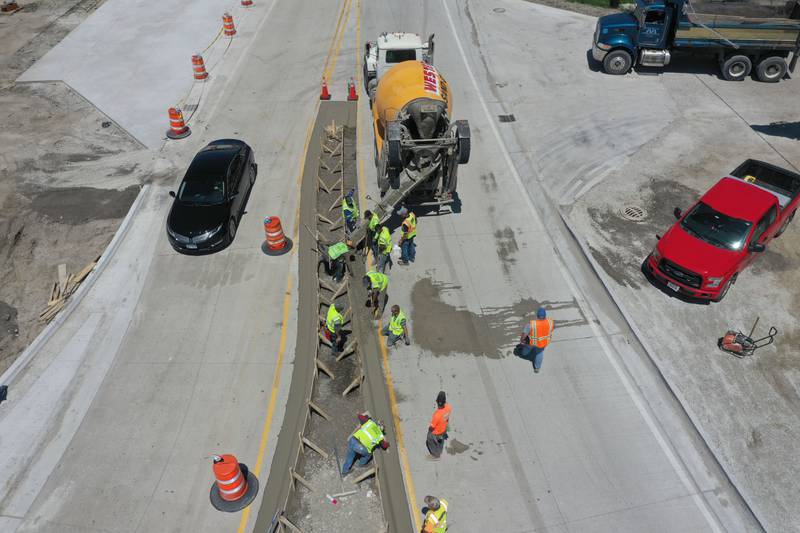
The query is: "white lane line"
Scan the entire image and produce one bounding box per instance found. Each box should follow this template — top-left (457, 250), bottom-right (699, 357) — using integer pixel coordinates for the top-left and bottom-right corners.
top-left (440, 1), bottom-right (722, 531)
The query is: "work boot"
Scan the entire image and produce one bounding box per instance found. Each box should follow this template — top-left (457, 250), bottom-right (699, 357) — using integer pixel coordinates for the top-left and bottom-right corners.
top-left (534, 368), bottom-right (540, 374)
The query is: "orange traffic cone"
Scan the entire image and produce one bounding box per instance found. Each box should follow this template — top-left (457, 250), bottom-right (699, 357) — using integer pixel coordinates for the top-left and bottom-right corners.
top-left (347, 78), bottom-right (358, 101)
top-left (209, 454), bottom-right (259, 512)
top-left (1, 0), bottom-right (22, 13)
top-left (320, 78), bottom-right (331, 100)
top-left (261, 216), bottom-right (292, 256)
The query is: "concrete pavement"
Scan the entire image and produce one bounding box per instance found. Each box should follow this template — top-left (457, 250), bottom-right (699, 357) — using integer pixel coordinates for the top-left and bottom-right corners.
top-left (357, 0), bottom-right (761, 531)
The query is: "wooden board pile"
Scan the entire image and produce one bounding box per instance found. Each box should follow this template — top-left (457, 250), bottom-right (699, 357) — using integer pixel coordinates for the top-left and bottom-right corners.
top-left (39, 257), bottom-right (99, 323)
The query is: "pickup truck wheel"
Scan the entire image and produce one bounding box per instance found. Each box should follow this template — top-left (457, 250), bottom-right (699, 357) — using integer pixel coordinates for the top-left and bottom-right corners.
top-left (721, 55), bottom-right (752, 81)
top-left (756, 57), bottom-right (787, 83)
top-left (603, 50), bottom-right (632, 75)
top-left (774, 210), bottom-right (795, 237)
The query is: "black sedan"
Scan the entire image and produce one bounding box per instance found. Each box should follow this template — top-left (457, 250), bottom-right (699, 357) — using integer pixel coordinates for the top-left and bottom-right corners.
top-left (166, 139), bottom-right (257, 253)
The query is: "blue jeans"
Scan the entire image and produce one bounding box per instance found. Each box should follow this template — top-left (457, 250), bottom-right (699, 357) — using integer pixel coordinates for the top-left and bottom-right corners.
top-left (400, 238), bottom-right (416, 262)
top-left (377, 252), bottom-right (392, 273)
top-left (342, 436), bottom-right (372, 474)
top-left (520, 345), bottom-right (545, 370)
top-left (381, 324), bottom-right (404, 347)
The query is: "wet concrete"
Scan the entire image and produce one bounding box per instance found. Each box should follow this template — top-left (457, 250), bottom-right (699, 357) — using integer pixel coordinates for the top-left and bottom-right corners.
top-left (0, 301), bottom-right (19, 344)
top-left (445, 439), bottom-right (470, 455)
top-left (494, 226), bottom-right (519, 275)
top-left (28, 185), bottom-right (140, 225)
top-left (411, 277), bottom-right (588, 358)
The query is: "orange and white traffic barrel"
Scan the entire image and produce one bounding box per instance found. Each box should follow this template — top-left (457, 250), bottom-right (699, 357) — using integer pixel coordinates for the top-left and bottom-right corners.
top-left (192, 54), bottom-right (209, 80)
top-left (209, 454), bottom-right (259, 512)
top-left (166, 107), bottom-right (190, 139)
top-left (222, 13), bottom-right (236, 36)
top-left (261, 216), bottom-right (292, 256)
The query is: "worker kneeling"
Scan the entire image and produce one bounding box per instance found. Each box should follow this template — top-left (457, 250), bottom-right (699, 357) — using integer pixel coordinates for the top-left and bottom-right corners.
top-left (382, 305), bottom-right (410, 347)
top-left (341, 412), bottom-right (390, 476)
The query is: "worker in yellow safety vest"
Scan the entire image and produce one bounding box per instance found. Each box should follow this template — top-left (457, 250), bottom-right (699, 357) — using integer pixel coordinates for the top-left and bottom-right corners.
top-left (381, 304), bottom-right (410, 347)
top-left (376, 224), bottom-right (393, 273)
top-left (319, 241), bottom-right (351, 282)
top-left (363, 270), bottom-right (389, 317)
top-left (517, 307), bottom-right (554, 373)
top-left (421, 495), bottom-right (448, 533)
top-left (342, 190), bottom-right (359, 234)
top-left (397, 206), bottom-right (417, 265)
top-left (364, 209), bottom-right (380, 258)
top-left (341, 413), bottom-right (389, 475)
top-left (324, 302), bottom-right (344, 357)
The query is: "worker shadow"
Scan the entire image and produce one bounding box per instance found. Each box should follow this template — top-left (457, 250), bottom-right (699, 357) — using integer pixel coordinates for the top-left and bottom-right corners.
top-left (751, 122), bottom-right (800, 141)
top-left (640, 260), bottom-right (711, 306)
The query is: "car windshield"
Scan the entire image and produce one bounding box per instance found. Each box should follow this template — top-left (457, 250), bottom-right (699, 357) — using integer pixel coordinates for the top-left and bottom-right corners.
top-left (385, 49), bottom-right (417, 63)
top-left (177, 177), bottom-right (225, 205)
top-left (681, 202), bottom-right (752, 251)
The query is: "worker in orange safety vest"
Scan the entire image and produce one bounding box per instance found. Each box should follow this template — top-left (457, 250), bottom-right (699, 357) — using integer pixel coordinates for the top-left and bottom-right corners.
top-left (517, 307), bottom-right (554, 373)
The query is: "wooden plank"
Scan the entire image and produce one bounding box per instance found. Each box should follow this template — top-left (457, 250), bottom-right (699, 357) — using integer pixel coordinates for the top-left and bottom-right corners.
top-left (57, 264), bottom-right (67, 295)
top-left (301, 435), bottom-right (329, 459)
top-left (72, 259), bottom-right (98, 285)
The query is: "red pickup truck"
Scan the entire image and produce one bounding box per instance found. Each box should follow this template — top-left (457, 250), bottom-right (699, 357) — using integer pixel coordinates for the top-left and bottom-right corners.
top-left (644, 160), bottom-right (800, 302)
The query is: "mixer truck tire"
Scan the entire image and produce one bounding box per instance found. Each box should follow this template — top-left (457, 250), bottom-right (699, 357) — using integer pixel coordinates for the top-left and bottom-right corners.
top-left (602, 50), bottom-right (632, 75)
top-left (755, 56), bottom-right (787, 82)
top-left (455, 120), bottom-right (470, 165)
top-left (721, 55), bottom-right (752, 81)
top-left (387, 121), bottom-right (403, 168)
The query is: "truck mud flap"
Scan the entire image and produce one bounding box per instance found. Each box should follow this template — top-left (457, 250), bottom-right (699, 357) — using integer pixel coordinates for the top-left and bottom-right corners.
top-left (386, 121), bottom-right (403, 168)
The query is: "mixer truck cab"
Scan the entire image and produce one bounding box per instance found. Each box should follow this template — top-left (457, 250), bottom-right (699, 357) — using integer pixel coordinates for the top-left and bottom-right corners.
top-left (644, 160), bottom-right (800, 302)
top-left (592, 0), bottom-right (800, 81)
top-left (371, 60), bottom-right (470, 207)
top-left (364, 32), bottom-right (434, 101)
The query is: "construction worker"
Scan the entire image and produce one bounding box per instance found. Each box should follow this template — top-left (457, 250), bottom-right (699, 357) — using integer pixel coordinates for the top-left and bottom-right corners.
top-left (426, 391), bottom-right (451, 459)
top-left (342, 190), bottom-right (359, 234)
top-left (397, 206), bottom-right (417, 265)
top-left (376, 224), bottom-right (393, 273)
top-left (382, 304), bottom-right (410, 347)
top-left (341, 412), bottom-right (390, 475)
top-left (364, 209), bottom-right (380, 258)
top-left (518, 307), bottom-right (555, 373)
top-left (363, 270), bottom-right (389, 318)
top-left (324, 302), bottom-right (344, 357)
top-left (319, 241), bottom-right (351, 282)
top-left (421, 495), bottom-right (448, 533)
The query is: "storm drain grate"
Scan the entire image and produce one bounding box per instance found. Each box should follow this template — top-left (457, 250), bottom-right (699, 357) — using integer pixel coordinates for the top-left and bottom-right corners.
top-left (619, 205), bottom-right (648, 222)
top-left (498, 114), bottom-right (516, 123)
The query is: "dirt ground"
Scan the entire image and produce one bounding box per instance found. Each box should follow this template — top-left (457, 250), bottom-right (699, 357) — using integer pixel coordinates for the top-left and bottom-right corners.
top-left (0, 0), bottom-right (174, 374)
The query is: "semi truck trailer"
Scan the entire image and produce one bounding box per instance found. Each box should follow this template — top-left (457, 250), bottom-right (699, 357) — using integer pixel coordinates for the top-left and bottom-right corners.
top-left (592, 0), bottom-right (800, 81)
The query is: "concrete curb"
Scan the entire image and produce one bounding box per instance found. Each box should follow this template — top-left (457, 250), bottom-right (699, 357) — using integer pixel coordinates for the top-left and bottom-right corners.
top-left (0, 184), bottom-right (151, 388)
top-left (556, 207), bottom-right (765, 530)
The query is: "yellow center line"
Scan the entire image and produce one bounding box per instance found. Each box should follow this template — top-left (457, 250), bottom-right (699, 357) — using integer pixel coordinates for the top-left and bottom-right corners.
top-left (321, 0), bottom-right (350, 83)
top-left (326, 0), bottom-right (353, 84)
top-left (235, 0), bottom-right (353, 529)
top-left (354, 1), bottom-right (421, 529)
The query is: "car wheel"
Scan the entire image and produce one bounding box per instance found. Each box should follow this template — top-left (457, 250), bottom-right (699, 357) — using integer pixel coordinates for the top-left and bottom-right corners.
top-left (774, 210), bottom-right (794, 237)
top-left (755, 56), bottom-right (787, 83)
top-left (603, 50), bottom-right (632, 75)
top-left (721, 55), bottom-right (752, 81)
top-left (228, 217), bottom-right (237, 244)
top-left (715, 274), bottom-right (736, 302)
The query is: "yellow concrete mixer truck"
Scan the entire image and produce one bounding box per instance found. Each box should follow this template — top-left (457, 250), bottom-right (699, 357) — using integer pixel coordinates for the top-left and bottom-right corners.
top-left (371, 60), bottom-right (470, 207)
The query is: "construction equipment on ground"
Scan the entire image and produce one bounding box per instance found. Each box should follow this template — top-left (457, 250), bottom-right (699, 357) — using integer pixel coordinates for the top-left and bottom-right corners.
top-left (718, 317), bottom-right (778, 358)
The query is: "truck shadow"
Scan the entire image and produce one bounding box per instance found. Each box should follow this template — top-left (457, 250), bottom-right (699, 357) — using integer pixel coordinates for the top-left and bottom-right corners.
top-left (751, 121), bottom-right (800, 141)
top-left (640, 259), bottom-right (712, 306)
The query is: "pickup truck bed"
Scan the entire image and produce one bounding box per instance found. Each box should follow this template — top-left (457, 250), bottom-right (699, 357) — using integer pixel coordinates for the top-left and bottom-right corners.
top-left (730, 159), bottom-right (800, 208)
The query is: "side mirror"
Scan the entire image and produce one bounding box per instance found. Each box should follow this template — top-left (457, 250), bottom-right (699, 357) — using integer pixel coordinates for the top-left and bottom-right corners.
top-left (673, 207), bottom-right (682, 219)
top-left (748, 242), bottom-right (765, 253)
top-left (169, 191), bottom-right (176, 198)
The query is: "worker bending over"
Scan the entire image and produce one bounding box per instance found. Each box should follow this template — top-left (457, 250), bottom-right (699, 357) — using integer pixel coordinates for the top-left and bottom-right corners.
top-left (363, 270), bottom-right (389, 318)
top-left (341, 412), bottom-right (390, 476)
top-left (421, 495), bottom-right (448, 533)
top-left (517, 307), bottom-right (554, 373)
top-left (426, 391), bottom-right (451, 459)
top-left (323, 302), bottom-right (344, 357)
top-left (319, 241), bottom-right (351, 282)
top-left (342, 190), bottom-right (359, 234)
top-left (382, 304), bottom-right (410, 347)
